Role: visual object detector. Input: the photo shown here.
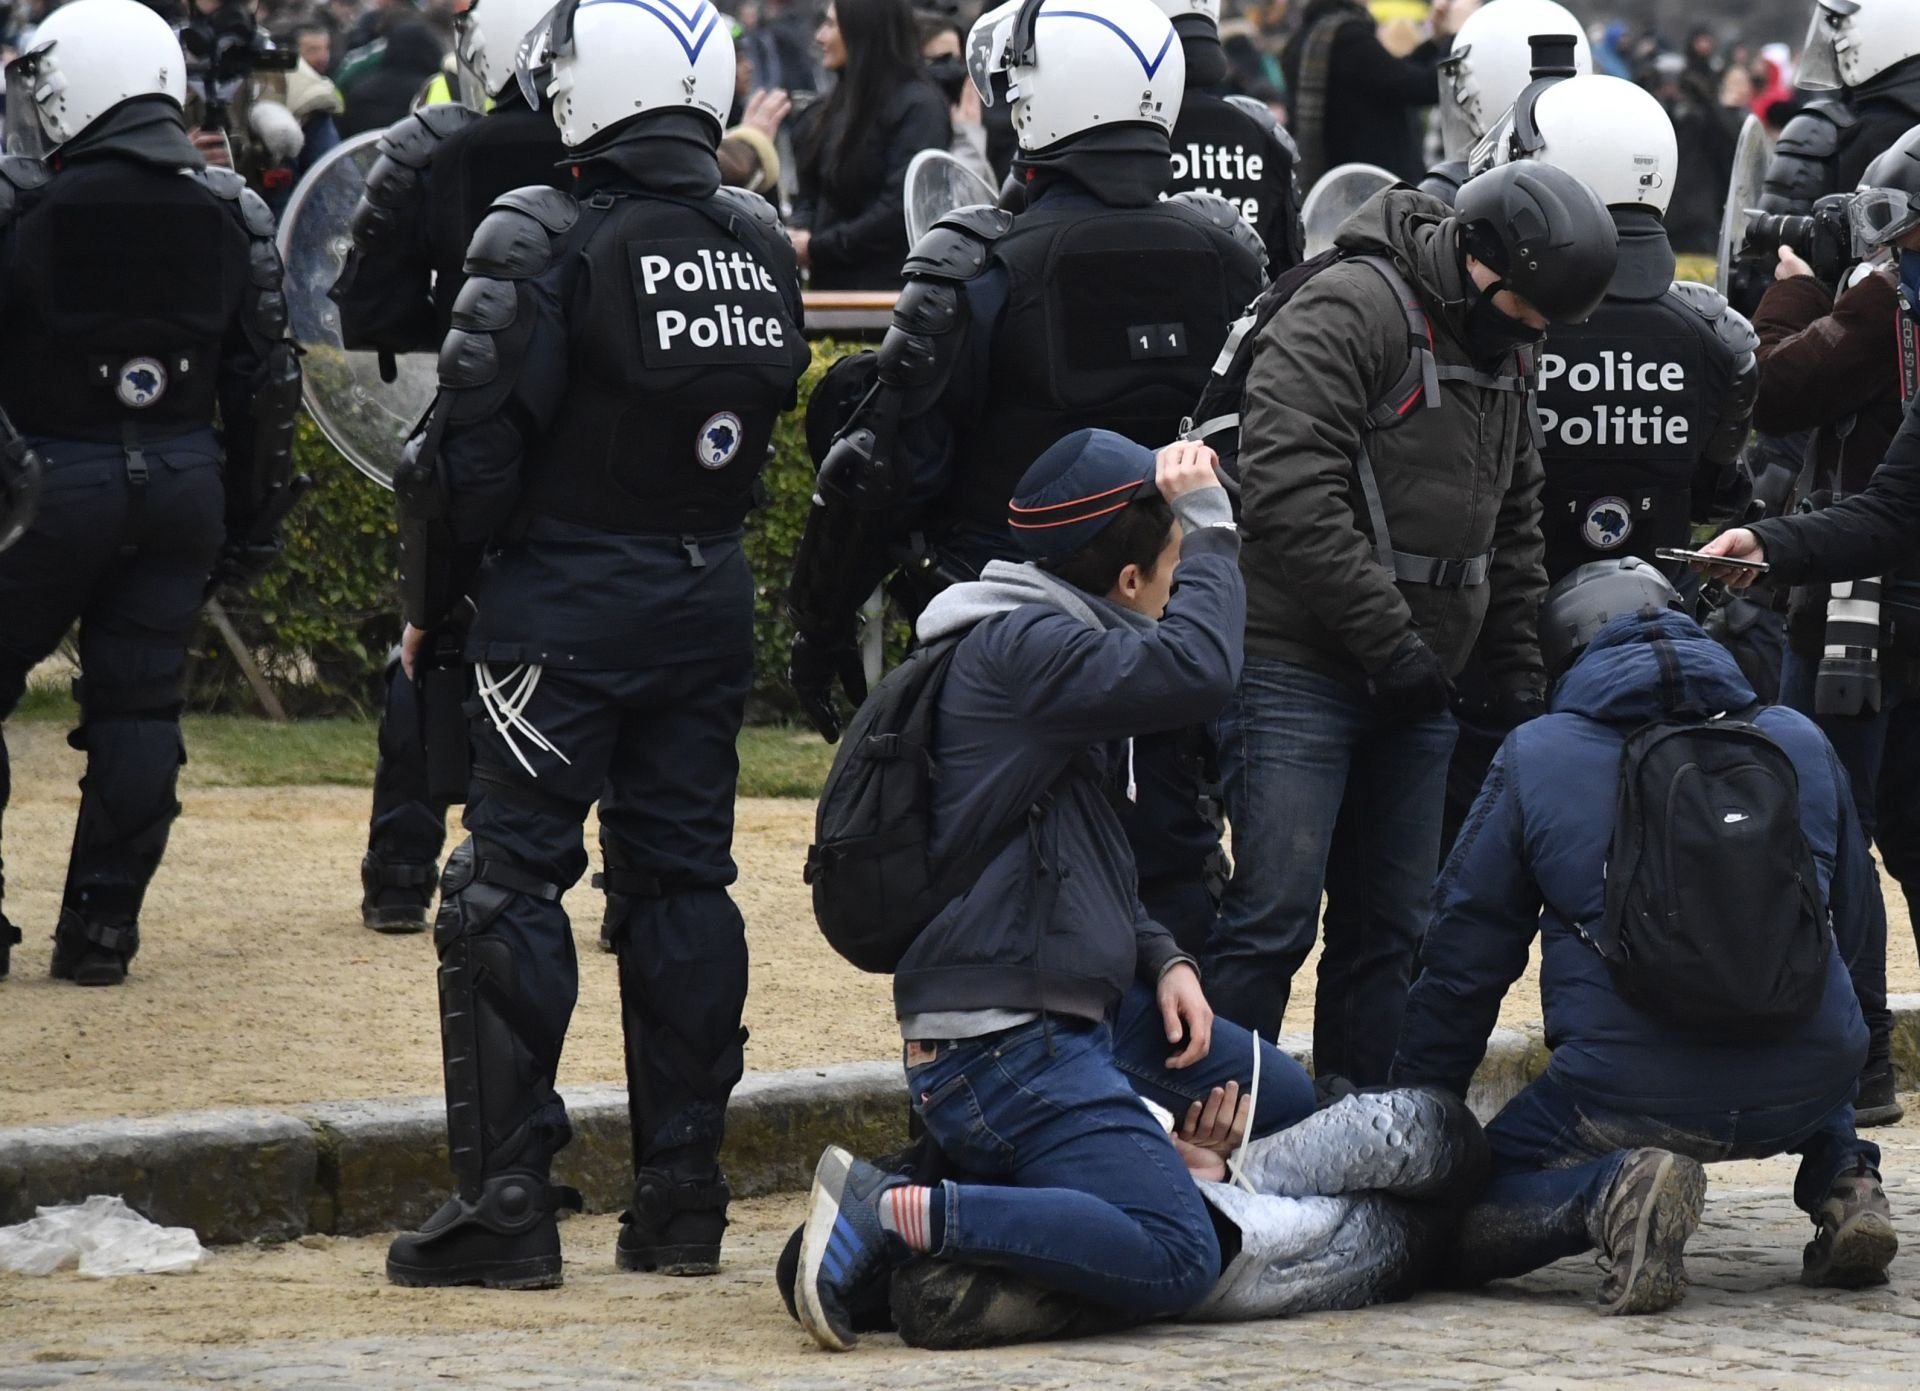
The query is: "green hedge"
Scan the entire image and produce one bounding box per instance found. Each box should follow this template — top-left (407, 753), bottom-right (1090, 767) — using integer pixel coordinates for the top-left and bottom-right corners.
top-left (185, 342), bottom-right (855, 719)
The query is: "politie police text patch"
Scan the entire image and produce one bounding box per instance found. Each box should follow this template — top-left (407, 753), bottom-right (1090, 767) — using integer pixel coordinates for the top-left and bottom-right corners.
top-left (629, 239), bottom-right (792, 371)
top-left (116, 357), bottom-right (168, 410)
top-left (697, 411), bottom-right (745, 469)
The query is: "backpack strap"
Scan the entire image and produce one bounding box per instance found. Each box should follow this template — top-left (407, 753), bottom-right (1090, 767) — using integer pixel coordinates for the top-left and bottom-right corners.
top-left (1344, 255), bottom-right (1496, 590)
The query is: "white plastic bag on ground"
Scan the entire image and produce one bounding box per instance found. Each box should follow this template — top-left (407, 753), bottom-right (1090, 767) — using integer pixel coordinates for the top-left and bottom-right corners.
top-left (0, 1195), bottom-right (203, 1277)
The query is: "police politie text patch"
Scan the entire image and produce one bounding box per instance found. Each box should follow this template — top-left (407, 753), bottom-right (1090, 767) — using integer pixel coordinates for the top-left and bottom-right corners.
top-left (628, 238), bottom-right (793, 370)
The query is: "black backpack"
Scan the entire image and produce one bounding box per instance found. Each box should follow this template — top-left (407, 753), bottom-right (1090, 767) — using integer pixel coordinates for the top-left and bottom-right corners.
top-left (805, 635), bottom-right (1066, 974)
top-left (1588, 711), bottom-right (1832, 1040)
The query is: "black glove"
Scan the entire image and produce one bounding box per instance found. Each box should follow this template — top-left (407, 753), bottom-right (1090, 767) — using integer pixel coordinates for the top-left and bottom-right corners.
top-left (1488, 684), bottom-right (1547, 731)
top-left (206, 537), bottom-right (283, 596)
top-left (1367, 632), bottom-right (1452, 721)
top-left (789, 628), bottom-right (868, 743)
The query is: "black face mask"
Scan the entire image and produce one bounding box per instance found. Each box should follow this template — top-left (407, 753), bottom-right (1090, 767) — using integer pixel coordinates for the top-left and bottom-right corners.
top-left (926, 54), bottom-right (968, 106)
top-left (1464, 277), bottom-right (1543, 361)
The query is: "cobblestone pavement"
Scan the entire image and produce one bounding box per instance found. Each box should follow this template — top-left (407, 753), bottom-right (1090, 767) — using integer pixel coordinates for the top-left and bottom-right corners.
top-left (3, 1123), bottom-right (1918, 1390)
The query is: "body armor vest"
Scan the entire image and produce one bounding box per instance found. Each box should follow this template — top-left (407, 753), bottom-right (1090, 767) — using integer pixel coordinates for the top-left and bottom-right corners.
top-left (1535, 292), bottom-right (1727, 581)
top-left (428, 108), bottom-right (570, 343)
top-left (945, 199), bottom-right (1249, 529)
top-left (0, 161), bottom-right (246, 442)
top-left (1165, 93), bottom-right (1292, 255)
top-left (520, 192), bottom-right (808, 535)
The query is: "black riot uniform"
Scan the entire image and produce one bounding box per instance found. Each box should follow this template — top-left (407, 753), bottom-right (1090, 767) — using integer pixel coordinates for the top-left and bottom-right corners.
top-left (0, 100), bottom-right (299, 984)
top-left (1160, 14), bottom-right (1303, 275)
top-left (385, 112), bottom-right (808, 1283)
top-left (788, 134), bottom-right (1266, 950)
top-left (330, 88), bottom-right (571, 932)
top-left (1440, 205), bottom-right (1757, 851)
top-left (1760, 71), bottom-right (1920, 218)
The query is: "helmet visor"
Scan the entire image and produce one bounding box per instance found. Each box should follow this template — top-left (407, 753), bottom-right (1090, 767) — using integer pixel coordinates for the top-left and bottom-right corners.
top-left (1467, 113), bottom-right (1509, 179)
top-left (513, 0), bottom-right (573, 111)
top-left (967, 0), bottom-right (1021, 108)
top-left (1798, 0), bottom-right (1859, 92)
top-left (1850, 187), bottom-right (1920, 256)
top-left (1437, 47), bottom-right (1480, 160)
top-left (452, 7), bottom-right (494, 110)
top-left (4, 48), bottom-right (55, 159)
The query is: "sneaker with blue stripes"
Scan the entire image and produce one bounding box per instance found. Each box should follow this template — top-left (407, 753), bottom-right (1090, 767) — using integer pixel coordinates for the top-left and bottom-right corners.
top-left (796, 1145), bottom-right (904, 1351)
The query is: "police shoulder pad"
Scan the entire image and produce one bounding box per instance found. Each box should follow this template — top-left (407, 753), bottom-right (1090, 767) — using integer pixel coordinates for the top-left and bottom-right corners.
top-left (449, 275), bottom-right (518, 334)
top-left (465, 189), bottom-right (578, 279)
top-left (235, 185), bottom-right (277, 240)
top-left (1169, 189), bottom-right (1268, 264)
top-left (901, 207), bottom-right (1012, 282)
top-left (378, 104), bottom-right (483, 168)
top-left (1775, 106), bottom-right (1846, 159)
top-left (1224, 93), bottom-right (1289, 151)
top-left (711, 185), bottom-right (784, 238)
top-left (1669, 281), bottom-right (1759, 354)
top-left (186, 166), bottom-right (250, 203)
top-left (0, 156), bottom-right (49, 194)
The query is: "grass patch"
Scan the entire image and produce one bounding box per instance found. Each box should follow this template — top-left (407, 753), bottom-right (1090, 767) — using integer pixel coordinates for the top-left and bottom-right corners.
top-left (736, 725), bottom-right (834, 799)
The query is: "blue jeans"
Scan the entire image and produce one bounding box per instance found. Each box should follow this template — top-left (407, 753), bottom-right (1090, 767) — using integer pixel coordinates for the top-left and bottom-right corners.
top-left (905, 983), bottom-right (1317, 1317)
top-left (1205, 656), bottom-right (1458, 1083)
top-left (1452, 1071), bottom-right (1880, 1285)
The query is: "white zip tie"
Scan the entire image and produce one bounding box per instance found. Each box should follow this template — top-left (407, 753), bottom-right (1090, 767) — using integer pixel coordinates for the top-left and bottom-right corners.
top-left (475, 662), bottom-right (573, 777)
top-left (1126, 737), bottom-right (1138, 804)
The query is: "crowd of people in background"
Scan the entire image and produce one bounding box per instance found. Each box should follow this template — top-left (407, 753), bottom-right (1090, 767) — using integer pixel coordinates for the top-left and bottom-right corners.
top-left (0, 0), bottom-right (1834, 276)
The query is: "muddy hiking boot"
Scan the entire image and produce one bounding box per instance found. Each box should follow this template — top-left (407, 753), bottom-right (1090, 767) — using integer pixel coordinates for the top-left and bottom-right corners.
top-left (1589, 1148), bottom-right (1707, 1315)
top-left (386, 1173), bottom-right (582, 1290)
top-left (1802, 1161), bottom-right (1897, 1289)
top-left (1854, 1064), bottom-right (1905, 1128)
top-left (49, 909), bottom-right (137, 987)
top-left (359, 854), bottom-right (436, 933)
top-left (615, 1168), bottom-right (731, 1275)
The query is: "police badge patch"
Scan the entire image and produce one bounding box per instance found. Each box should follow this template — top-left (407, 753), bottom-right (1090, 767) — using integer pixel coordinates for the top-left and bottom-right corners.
top-left (1582, 496), bottom-right (1634, 551)
top-left (697, 411), bottom-right (744, 469)
top-left (116, 357), bottom-right (168, 410)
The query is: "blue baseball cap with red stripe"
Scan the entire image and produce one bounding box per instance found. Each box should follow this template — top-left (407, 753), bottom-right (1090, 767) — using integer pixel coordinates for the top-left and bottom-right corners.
top-left (1008, 429), bottom-right (1158, 561)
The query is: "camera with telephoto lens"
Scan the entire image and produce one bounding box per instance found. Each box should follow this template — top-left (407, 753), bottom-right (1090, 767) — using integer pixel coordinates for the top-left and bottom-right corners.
top-left (178, 0), bottom-right (297, 134)
top-left (1816, 575), bottom-right (1884, 717)
top-left (1742, 193), bottom-right (1857, 287)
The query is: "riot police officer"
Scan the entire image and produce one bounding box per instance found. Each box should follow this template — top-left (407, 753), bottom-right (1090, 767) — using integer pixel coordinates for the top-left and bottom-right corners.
top-left (786, 0), bottom-right (1266, 952)
top-left (331, 0), bottom-right (569, 934)
top-left (0, 0), bottom-right (299, 986)
top-left (383, 0), bottom-right (809, 1288)
top-left (1488, 76), bottom-right (1757, 583)
top-left (1760, 0), bottom-right (1920, 219)
top-left (1419, 0), bottom-right (1589, 205)
top-left (1435, 74), bottom-right (1756, 859)
top-left (1150, 0), bottom-right (1303, 273)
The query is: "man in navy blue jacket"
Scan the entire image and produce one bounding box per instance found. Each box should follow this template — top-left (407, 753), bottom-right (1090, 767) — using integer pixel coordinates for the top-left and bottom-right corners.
top-left (792, 429), bottom-right (1322, 1352)
top-left (1392, 559), bottom-right (1897, 1314)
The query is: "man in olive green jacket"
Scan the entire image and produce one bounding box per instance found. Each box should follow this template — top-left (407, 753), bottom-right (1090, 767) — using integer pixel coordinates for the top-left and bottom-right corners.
top-left (1203, 167), bottom-right (1618, 1088)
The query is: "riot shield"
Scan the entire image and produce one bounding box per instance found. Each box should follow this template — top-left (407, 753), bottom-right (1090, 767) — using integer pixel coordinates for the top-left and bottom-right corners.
top-left (1716, 113), bottom-right (1775, 296)
top-left (904, 148), bottom-right (999, 246)
top-left (275, 129), bottom-right (437, 490)
top-left (1300, 163), bottom-right (1399, 258)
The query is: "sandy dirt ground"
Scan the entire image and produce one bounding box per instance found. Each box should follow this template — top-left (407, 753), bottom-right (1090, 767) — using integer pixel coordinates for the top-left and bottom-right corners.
top-left (3, 720), bottom-right (1917, 1128)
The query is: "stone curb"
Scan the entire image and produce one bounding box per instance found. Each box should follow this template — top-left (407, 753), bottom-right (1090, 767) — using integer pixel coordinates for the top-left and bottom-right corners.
top-left (5, 1001), bottom-right (1916, 1246)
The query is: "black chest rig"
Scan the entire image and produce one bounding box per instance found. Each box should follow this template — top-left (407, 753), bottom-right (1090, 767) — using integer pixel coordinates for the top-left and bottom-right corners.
top-left (1535, 293), bottom-right (1719, 579)
top-left (520, 191), bottom-right (808, 535)
top-left (0, 161), bottom-right (247, 442)
top-left (427, 109), bottom-right (570, 341)
top-left (945, 199), bottom-right (1245, 529)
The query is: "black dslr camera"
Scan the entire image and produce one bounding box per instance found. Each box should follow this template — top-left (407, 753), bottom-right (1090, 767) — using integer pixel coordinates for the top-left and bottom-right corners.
top-left (178, 0), bottom-right (297, 134)
top-left (1741, 193), bottom-right (1857, 288)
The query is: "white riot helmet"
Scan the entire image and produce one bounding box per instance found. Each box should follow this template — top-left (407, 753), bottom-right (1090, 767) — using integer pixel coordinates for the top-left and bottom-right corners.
top-left (1494, 75), bottom-right (1677, 216)
top-left (518, 0), bottom-right (736, 147)
top-left (1800, 0), bottom-right (1920, 92)
top-left (455, 0), bottom-right (562, 106)
top-left (4, 0), bottom-right (186, 158)
top-left (1143, 0), bottom-right (1220, 28)
top-left (968, 0), bottom-right (1186, 153)
top-left (1438, 0), bottom-right (1590, 162)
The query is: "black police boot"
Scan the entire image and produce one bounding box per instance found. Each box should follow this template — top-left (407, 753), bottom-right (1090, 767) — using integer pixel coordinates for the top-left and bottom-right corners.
top-left (386, 1173), bottom-right (582, 1289)
top-left (615, 1167), bottom-right (731, 1275)
top-left (360, 853), bottom-right (436, 933)
top-left (49, 907), bottom-right (137, 987)
top-left (0, 913), bottom-right (19, 980)
top-left (1855, 1063), bottom-right (1905, 1128)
